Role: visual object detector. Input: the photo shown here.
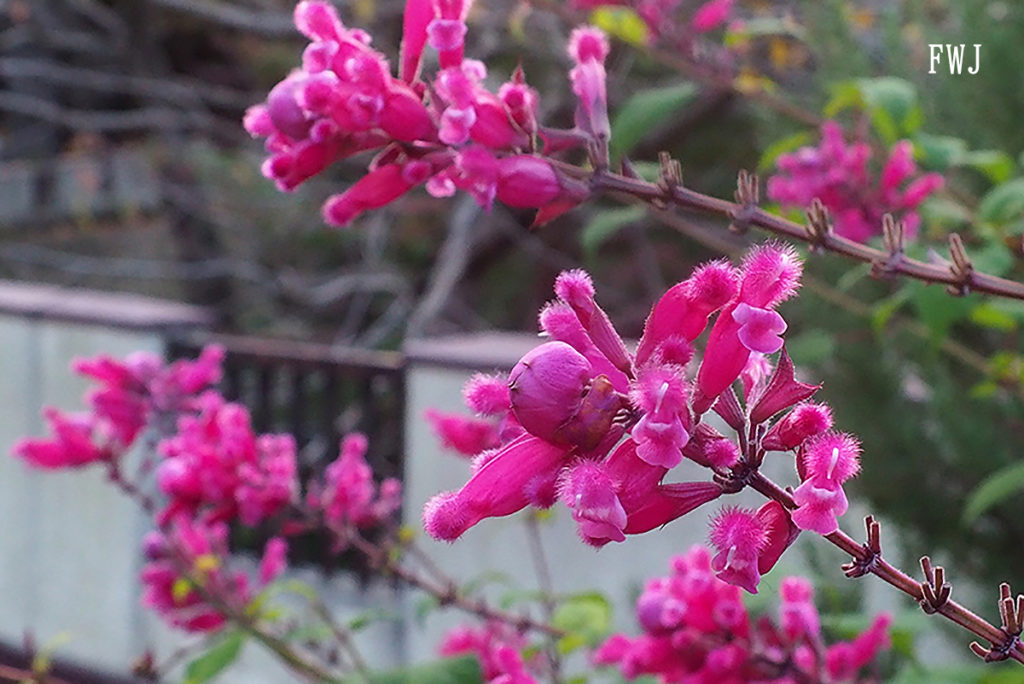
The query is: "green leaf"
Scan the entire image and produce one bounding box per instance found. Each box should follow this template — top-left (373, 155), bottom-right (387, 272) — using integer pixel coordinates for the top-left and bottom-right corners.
top-left (909, 282), bottom-right (972, 339)
top-left (824, 81), bottom-right (862, 118)
top-left (785, 330), bottom-right (836, 366)
top-left (610, 83), bottom-right (698, 158)
top-left (590, 7), bottom-right (649, 46)
top-left (552, 592), bottom-right (612, 655)
top-left (919, 197), bottom-right (972, 230)
top-left (757, 130), bottom-right (815, 172)
top-left (581, 206), bottom-right (646, 255)
top-left (970, 242), bottom-right (1015, 278)
top-left (344, 655), bottom-right (483, 684)
top-left (184, 632), bottom-right (246, 684)
top-left (979, 178), bottom-right (1024, 225)
top-left (856, 77), bottom-right (921, 144)
top-left (963, 461), bottom-right (1024, 525)
top-left (970, 303), bottom-right (1017, 332)
top-left (962, 150), bottom-right (1017, 184)
top-left (913, 133), bottom-right (967, 170)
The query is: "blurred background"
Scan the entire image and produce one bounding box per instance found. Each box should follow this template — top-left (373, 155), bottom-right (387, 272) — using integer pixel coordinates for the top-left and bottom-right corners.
top-left (3, 0), bottom-right (1024, 681)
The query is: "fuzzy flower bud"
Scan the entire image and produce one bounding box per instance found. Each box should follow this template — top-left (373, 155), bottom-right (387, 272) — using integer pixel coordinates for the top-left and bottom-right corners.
top-left (762, 402), bottom-right (833, 451)
top-left (709, 507), bottom-right (768, 594)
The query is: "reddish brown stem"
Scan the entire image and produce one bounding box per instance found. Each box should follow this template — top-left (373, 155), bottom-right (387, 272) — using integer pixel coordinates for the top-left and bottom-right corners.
top-left (579, 168), bottom-right (1024, 301)
top-left (748, 472), bottom-right (1024, 665)
top-left (349, 534), bottom-right (564, 638)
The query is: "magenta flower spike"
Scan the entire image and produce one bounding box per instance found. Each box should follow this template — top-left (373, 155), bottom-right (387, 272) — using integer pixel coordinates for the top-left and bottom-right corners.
top-left (423, 434), bottom-right (567, 541)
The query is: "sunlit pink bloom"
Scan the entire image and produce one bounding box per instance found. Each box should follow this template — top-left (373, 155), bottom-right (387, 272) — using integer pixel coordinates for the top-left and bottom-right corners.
top-left (567, 26), bottom-right (611, 145)
top-left (768, 121), bottom-right (945, 241)
top-left (692, 0), bottom-right (734, 33)
top-left (258, 537), bottom-right (289, 585)
top-left (312, 433), bottom-right (402, 532)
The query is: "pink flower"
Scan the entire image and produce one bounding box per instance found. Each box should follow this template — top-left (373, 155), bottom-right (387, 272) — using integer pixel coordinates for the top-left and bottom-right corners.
top-left (629, 367), bottom-right (690, 468)
top-left (695, 244), bottom-right (802, 413)
top-left (15, 346), bottom-right (224, 471)
top-left (157, 393), bottom-right (298, 526)
top-left (140, 517), bottom-right (250, 633)
top-left (567, 26), bottom-right (611, 146)
top-left (426, 409), bottom-right (501, 456)
top-left (258, 537), bottom-right (289, 585)
top-left (762, 402), bottom-right (833, 451)
top-left (439, 621), bottom-right (539, 684)
top-left (731, 303), bottom-right (787, 354)
top-left (791, 432), bottom-right (861, 535)
top-left (709, 507), bottom-right (769, 593)
top-left (310, 433), bottom-right (402, 539)
top-left (692, 0), bottom-right (734, 33)
top-left (423, 434), bottom-right (567, 541)
top-left (768, 121), bottom-right (945, 242)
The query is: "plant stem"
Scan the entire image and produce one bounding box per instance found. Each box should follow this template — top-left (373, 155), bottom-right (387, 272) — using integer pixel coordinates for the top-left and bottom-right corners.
top-left (584, 167), bottom-right (1024, 301)
top-left (524, 512), bottom-right (564, 684)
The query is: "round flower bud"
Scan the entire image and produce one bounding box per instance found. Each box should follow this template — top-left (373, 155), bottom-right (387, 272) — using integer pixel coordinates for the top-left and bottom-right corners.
top-left (509, 341), bottom-right (592, 443)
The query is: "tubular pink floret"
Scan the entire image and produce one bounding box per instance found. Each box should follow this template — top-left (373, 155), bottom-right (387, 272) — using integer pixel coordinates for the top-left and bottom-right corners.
top-left (739, 242), bottom-right (803, 309)
top-left (462, 374), bottom-right (510, 416)
top-left (709, 506), bottom-right (768, 556)
top-left (423, 491), bottom-right (473, 541)
top-left (559, 460), bottom-right (628, 545)
top-left (554, 269), bottom-right (595, 309)
top-left (686, 260), bottom-right (740, 310)
top-left (425, 409), bottom-right (499, 456)
top-left (802, 432), bottom-right (861, 484)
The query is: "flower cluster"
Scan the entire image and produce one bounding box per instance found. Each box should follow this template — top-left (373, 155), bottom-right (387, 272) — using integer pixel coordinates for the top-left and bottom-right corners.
top-left (425, 245), bottom-right (864, 594)
top-left (767, 121), bottom-right (944, 242)
top-left (13, 346), bottom-right (223, 469)
top-left (244, 0), bottom-right (594, 228)
top-left (156, 392), bottom-right (299, 527)
top-left (141, 517), bottom-right (287, 633)
top-left (306, 432), bottom-right (403, 548)
top-left (439, 621), bottom-right (540, 684)
top-left (594, 546), bottom-right (892, 682)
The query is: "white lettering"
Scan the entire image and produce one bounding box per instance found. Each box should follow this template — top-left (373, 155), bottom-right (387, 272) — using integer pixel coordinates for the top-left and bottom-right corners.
top-left (946, 43), bottom-right (965, 74)
top-left (928, 44), bottom-right (942, 74)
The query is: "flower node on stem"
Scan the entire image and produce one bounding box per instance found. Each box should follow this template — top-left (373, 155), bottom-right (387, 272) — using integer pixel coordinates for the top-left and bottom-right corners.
top-left (947, 233), bottom-right (975, 296)
top-left (729, 169), bottom-right (759, 234)
top-left (841, 516), bottom-right (882, 579)
top-left (804, 198), bottom-right (833, 251)
top-left (918, 556), bottom-right (952, 614)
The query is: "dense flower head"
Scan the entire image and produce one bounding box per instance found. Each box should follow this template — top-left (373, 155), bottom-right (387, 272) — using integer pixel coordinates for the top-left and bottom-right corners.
top-left (438, 621), bottom-right (539, 683)
top-left (140, 517), bottom-right (286, 633)
top-left (596, 549), bottom-right (891, 683)
top-left (245, 0), bottom-right (591, 228)
top-left (768, 120), bottom-right (945, 242)
top-left (308, 433), bottom-right (402, 536)
top-left (156, 392), bottom-right (298, 526)
top-left (14, 346), bottom-right (224, 470)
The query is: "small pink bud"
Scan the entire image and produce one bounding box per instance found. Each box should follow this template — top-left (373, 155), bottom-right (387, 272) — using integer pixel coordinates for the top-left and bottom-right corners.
top-left (554, 270), bottom-right (633, 376)
top-left (258, 537), bottom-right (289, 585)
top-left (294, 0), bottom-right (344, 42)
top-left (266, 77), bottom-right (311, 140)
top-left (762, 402), bottom-right (833, 451)
top-left (739, 243), bottom-right (802, 309)
top-left (495, 156), bottom-right (561, 208)
top-left (508, 341), bottom-right (592, 443)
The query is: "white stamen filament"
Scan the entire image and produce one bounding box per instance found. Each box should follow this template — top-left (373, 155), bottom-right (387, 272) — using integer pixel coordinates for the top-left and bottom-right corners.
top-left (654, 381), bottom-right (670, 414)
top-left (827, 446), bottom-right (840, 480)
